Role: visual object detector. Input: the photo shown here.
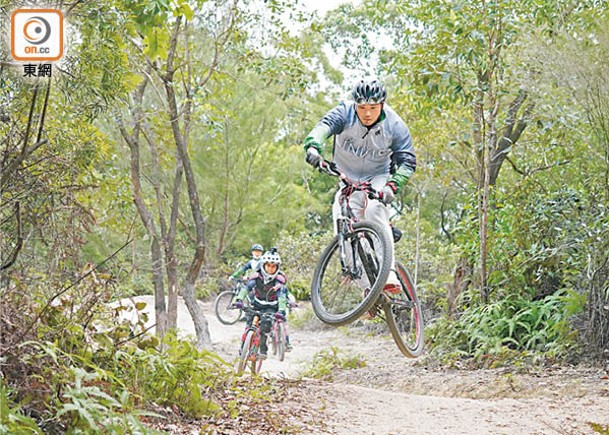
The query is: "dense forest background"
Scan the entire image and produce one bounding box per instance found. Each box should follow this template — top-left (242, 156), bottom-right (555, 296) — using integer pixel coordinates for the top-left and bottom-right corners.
top-left (1, 0), bottom-right (608, 432)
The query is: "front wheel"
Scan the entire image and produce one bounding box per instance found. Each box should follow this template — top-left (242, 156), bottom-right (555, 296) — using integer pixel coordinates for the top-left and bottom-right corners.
top-left (384, 262), bottom-right (425, 358)
top-left (215, 290), bottom-right (242, 325)
top-left (237, 329), bottom-right (255, 374)
top-left (311, 221), bottom-right (393, 325)
top-left (251, 355), bottom-right (263, 375)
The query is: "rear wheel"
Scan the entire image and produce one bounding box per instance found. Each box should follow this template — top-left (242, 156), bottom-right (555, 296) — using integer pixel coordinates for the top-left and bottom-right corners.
top-left (384, 262), bottom-right (425, 358)
top-left (237, 330), bottom-right (255, 374)
top-left (270, 327), bottom-right (277, 356)
top-left (276, 322), bottom-right (286, 362)
top-left (214, 290), bottom-right (242, 325)
top-left (311, 221), bottom-right (392, 325)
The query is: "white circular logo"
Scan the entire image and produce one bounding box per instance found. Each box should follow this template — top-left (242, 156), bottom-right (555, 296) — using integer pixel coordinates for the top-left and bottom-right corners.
top-left (23, 16), bottom-right (51, 45)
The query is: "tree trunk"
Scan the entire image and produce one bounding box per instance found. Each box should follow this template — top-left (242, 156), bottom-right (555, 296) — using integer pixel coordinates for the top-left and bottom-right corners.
top-left (138, 85), bottom-right (182, 330)
top-left (474, 72), bottom-right (490, 303)
top-left (163, 17), bottom-right (211, 347)
top-left (489, 91), bottom-right (534, 186)
top-left (216, 120), bottom-right (231, 256)
top-left (480, 101), bottom-right (496, 303)
top-left (165, 161), bottom-right (183, 329)
top-left (448, 256), bottom-right (472, 318)
top-left (182, 281), bottom-right (211, 348)
top-left (119, 96), bottom-right (168, 337)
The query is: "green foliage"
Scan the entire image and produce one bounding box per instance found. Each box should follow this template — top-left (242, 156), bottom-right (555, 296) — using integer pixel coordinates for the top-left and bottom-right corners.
top-left (193, 69), bottom-right (329, 257)
top-left (130, 334), bottom-right (226, 418)
top-left (0, 382), bottom-right (43, 435)
top-left (488, 186), bottom-right (588, 298)
top-left (55, 368), bottom-right (158, 433)
top-left (1, 271), bottom-right (238, 432)
top-left (428, 290), bottom-right (580, 365)
top-left (301, 347), bottom-right (366, 381)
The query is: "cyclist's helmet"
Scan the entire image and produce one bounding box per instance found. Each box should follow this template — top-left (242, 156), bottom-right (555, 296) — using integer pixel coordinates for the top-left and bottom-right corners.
top-left (260, 250), bottom-right (282, 283)
top-left (351, 79), bottom-right (387, 104)
top-left (251, 243), bottom-right (264, 252)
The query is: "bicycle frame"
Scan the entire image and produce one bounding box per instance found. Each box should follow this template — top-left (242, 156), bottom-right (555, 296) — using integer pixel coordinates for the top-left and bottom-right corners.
top-left (249, 314), bottom-right (262, 346)
top-left (231, 282), bottom-right (245, 297)
top-left (238, 307), bottom-right (276, 374)
top-left (320, 161), bottom-right (383, 280)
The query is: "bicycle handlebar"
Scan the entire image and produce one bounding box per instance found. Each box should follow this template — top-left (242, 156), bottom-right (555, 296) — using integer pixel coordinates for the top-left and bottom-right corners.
top-left (318, 160), bottom-right (383, 201)
top-left (242, 307), bottom-right (279, 321)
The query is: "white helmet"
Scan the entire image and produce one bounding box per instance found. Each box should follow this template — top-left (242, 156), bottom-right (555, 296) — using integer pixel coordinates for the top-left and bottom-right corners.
top-left (352, 79), bottom-right (387, 104)
top-left (260, 250), bottom-right (281, 283)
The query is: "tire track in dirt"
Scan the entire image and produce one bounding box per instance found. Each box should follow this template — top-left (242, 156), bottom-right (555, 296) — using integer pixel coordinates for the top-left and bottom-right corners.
top-left (118, 296), bottom-right (609, 434)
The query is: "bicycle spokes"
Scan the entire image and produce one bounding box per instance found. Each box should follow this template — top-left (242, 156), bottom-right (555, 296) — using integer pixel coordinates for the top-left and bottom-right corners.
top-left (314, 223), bottom-right (390, 323)
top-left (214, 290), bottom-right (243, 325)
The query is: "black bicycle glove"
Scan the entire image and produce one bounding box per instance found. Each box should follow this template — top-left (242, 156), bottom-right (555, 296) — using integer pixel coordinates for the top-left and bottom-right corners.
top-left (305, 147), bottom-right (322, 168)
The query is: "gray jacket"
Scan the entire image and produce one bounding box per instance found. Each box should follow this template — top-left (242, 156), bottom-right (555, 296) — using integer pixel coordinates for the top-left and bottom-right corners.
top-left (304, 102), bottom-right (416, 189)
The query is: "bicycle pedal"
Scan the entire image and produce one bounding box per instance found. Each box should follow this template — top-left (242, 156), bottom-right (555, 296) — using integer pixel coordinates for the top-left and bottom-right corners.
top-left (383, 283), bottom-right (402, 295)
top-left (361, 304), bottom-right (380, 320)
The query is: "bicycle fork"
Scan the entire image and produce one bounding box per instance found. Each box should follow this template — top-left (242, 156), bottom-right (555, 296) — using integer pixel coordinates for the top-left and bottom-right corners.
top-left (337, 223), bottom-right (363, 279)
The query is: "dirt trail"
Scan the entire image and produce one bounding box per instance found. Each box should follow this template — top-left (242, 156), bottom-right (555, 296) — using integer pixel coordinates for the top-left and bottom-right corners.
top-left (119, 296), bottom-right (609, 434)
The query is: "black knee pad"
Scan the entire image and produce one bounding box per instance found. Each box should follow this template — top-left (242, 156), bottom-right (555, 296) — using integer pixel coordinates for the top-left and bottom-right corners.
top-left (392, 226), bottom-right (402, 243)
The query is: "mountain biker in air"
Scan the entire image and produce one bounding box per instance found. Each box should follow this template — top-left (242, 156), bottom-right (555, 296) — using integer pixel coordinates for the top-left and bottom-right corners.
top-left (233, 249), bottom-right (292, 358)
top-left (229, 243), bottom-right (264, 282)
top-left (303, 78), bottom-right (416, 300)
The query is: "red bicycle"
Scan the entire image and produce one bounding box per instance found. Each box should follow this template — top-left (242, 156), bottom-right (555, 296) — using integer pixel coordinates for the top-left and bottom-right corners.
top-left (236, 307), bottom-right (276, 375)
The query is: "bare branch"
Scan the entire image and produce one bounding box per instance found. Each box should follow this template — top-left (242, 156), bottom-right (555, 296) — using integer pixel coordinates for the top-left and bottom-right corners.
top-left (0, 202), bottom-right (23, 271)
top-left (17, 238), bottom-right (133, 342)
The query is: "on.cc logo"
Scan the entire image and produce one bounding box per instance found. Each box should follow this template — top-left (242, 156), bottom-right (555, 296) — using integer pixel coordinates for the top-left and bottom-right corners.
top-left (11, 9), bottom-right (63, 62)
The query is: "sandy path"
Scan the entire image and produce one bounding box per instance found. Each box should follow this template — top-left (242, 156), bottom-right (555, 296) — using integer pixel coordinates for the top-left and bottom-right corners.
top-left (117, 295), bottom-right (609, 434)
top-left (320, 383), bottom-right (608, 434)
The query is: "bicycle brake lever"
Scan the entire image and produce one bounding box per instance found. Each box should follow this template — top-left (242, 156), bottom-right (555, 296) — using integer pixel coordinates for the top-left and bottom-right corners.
top-left (319, 160), bottom-right (340, 176)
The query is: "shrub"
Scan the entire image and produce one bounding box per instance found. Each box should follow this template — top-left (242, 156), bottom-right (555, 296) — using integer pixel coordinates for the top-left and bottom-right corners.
top-left (301, 347), bottom-right (366, 381)
top-left (0, 273), bottom-right (245, 432)
top-left (427, 290), bottom-right (582, 366)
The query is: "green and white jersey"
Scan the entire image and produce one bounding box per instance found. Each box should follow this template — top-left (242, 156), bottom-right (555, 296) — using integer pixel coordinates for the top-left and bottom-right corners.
top-left (305, 102), bottom-right (416, 190)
